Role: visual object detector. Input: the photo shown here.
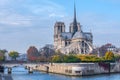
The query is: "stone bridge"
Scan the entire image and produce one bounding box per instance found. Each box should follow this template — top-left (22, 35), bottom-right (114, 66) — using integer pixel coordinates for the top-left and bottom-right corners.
top-left (0, 62), bottom-right (46, 74)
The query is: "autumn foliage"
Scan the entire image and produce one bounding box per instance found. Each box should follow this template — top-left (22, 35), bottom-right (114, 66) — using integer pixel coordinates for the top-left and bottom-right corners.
top-left (105, 51), bottom-right (115, 61)
top-left (9, 51), bottom-right (19, 60)
top-left (26, 45), bottom-right (118, 63)
top-left (27, 46), bottom-right (40, 61)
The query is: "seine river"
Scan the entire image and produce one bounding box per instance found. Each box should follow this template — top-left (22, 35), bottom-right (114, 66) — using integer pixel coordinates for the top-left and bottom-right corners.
top-left (4, 66), bottom-right (120, 80)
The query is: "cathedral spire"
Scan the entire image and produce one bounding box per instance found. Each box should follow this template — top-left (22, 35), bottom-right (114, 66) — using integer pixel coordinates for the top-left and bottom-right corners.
top-left (74, 1), bottom-right (77, 23)
top-left (73, 0), bottom-right (78, 35)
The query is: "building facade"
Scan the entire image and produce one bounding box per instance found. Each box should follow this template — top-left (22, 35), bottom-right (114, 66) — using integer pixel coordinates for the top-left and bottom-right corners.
top-left (54, 4), bottom-right (93, 54)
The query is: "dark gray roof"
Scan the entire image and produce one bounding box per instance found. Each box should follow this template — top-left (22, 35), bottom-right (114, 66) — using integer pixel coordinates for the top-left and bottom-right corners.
top-left (61, 32), bottom-right (72, 39)
top-left (72, 31), bottom-right (86, 39)
top-left (72, 31), bottom-right (92, 40)
top-left (84, 33), bottom-right (92, 40)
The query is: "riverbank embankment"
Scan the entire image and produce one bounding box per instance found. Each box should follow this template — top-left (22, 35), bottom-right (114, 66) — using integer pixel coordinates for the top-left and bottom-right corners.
top-left (33, 63), bottom-right (120, 76)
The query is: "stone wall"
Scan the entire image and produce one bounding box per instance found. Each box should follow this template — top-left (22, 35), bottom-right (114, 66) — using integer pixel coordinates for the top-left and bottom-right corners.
top-left (34, 63), bottom-right (120, 76)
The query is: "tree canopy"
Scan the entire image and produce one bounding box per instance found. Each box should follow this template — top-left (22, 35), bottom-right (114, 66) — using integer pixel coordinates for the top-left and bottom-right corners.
top-left (0, 49), bottom-right (7, 61)
top-left (52, 54), bottom-right (81, 63)
top-left (0, 53), bottom-right (4, 61)
top-left (9, 51), bottom-right (19, 60)
top-left (104, 51), bottom-right (115, 61)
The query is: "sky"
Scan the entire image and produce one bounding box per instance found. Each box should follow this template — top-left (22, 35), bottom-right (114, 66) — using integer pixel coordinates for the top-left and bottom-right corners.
top-left (0, 0), bottom-right (120, 53)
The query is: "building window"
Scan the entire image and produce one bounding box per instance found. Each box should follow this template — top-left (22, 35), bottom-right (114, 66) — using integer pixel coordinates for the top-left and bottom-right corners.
top-left (81, 49), bottom-right (84, 53)
top-left (68, 70), bottom-right (72, 73)
top-left (86, 70), bottom-right (94, 73)
top-left (65, 70), bottom-right (68, 73)
top-left (82, 41), bottom-right (84, 47)
top-left (65, 69), bottom-right (72, 73)
top-left (61, 26), bottom-right (62, 32)
top-left (58, 26), bottom-right (60, 33)
top-left (69, 42), bottom-right (71, 44)
top-left (65, 41), bottom-right (67, 46)
top-left (75, 71), bottom-right (81, 73)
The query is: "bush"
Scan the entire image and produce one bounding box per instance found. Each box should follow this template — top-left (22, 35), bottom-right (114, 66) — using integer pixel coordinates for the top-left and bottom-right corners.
top-left (52, 54), bottom-right (81, 63)
top-left (104, 51), bottom-right (115, 61)
top-left (0, 53), bottom-right (5, 61)
top-left (63, 55), bottom-right (80, 63)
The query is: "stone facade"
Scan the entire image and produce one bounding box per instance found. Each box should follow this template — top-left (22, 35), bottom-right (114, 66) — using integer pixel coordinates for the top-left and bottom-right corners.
top-left (34, 63), bottom-right (120, 76)
top-left (54, 4), bottom-right (93, 54)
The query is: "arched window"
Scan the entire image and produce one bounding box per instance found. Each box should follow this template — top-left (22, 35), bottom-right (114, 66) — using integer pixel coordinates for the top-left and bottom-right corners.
top-left (69, 41), bottom-right (71, 44)
top-left (81, 49), bottom-right (84, 53)
top-left (61, 26), bottom-right (62, 32)
top-left (65, 36), bottom-right (68, 39)
top-left (65, 41), bottom-right (67, 46)
top-left (82, 41), bottom-right (84, 47)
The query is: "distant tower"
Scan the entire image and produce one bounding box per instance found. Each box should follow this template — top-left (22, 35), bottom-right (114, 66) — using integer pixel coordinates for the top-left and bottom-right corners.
top-left (54, 22), bottom-right (65, 49)
top-left (69, 2), bottom-right (82, 35)
top-left (73, 2), bottom-right (78, 33)
top-left (54, 22), bottom-right (65, 35)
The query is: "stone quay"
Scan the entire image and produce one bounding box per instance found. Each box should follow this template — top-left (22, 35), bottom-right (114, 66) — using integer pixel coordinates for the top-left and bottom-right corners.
top-left (33, 63), bottom-right (120, 76)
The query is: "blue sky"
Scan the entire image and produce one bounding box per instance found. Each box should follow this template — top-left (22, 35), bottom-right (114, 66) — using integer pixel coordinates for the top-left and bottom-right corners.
top-left (0, 0), bottom-right (120, 53)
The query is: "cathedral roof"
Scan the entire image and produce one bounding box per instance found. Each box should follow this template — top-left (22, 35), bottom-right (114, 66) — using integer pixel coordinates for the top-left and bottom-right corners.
top-left (84, 33), bottom-right (93, 40)
top-left (72, 31), bottom-right (86, 39)
top-left (61, 32), bottom-right (72, 40)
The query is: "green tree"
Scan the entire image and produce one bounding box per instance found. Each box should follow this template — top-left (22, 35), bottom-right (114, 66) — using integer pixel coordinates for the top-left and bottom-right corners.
top-left (114, 54), bottom-right (120, 62)
top-left (0, 49), bottom-right (7, 54)
top-left (0, 49), bottom-right (7, 61)
top-left (52, 55), bottom-right (62, 62)
top-left (0, 53), bottom-right (4, 61)
top-left (76, 54), bottom-right (106, 62)
top-left (105, 51), bottom-right (115, 61)
top-left (52, 54), bottom-right (81, 63)
top-left (9, 51), bottom-right (19, 60)
top-left (63, 55), bottom-right (81, 63)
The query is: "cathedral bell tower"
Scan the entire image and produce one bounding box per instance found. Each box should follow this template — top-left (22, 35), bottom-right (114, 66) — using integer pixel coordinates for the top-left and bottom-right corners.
top-left (54, 22), bottom-right (65, 49)
top-left (54, 22), bottom-right (65, 35)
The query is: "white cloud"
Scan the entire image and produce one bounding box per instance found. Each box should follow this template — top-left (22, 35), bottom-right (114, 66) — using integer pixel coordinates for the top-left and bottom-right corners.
top-left (49, 13), bottom-right (65, 18)
top-left (0, 0), bottom-right (67, 52)
top-left (0, 0), bottom-right (67, 32)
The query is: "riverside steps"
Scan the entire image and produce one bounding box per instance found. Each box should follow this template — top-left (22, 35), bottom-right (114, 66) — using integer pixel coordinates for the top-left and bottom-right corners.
top-left (33, 63), bottom-right (120, 76)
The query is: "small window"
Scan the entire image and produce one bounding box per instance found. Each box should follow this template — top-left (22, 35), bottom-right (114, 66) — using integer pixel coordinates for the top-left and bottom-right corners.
top-left (65, 69), bottom-right (72, 73)
top-left (65, 70), bottom-right (68, 73)
top-left (65, 41), bottom-right (67, 46)
top-left (61, 26), bottom-right (62, 32)
top-left (81, 49), bottom-right (84, 53)
top-left (75, 71), bottom-right (81, 73)
top-left (68, 70), bottom-right (72, 73)
top-left (65, 36), bottom-right (68, 39)
top-left (82, 41), bottom-right (84, 46)
top-left (69, 42), bottom-right (71, 44)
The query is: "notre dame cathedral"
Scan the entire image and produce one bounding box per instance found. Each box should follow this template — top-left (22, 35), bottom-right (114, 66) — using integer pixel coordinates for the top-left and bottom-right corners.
top-left (54, 4), bottom-right (93, 54)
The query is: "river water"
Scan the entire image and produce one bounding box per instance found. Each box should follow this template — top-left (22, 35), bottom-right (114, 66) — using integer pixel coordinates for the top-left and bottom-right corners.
top-left (4, 66), bottom-right (120, 80)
